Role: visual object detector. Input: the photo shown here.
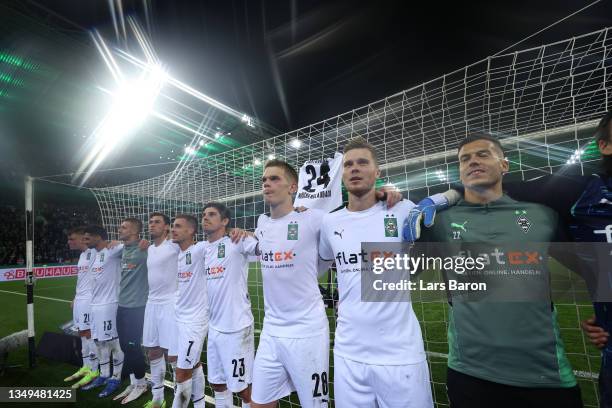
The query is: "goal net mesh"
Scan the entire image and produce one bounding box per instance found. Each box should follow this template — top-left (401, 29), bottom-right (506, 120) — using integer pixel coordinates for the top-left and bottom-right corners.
top-left (88, 27), bottom-right (612, 407)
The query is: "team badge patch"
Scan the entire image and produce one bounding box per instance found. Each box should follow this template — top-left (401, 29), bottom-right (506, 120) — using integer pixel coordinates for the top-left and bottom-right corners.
top-left (384, 215), bottom-right (398, 237)
top-left (86, 252), bottom-right (91, 260)
top-left (218, 243), bottom-right (225, 258)
top-left (100, 253), bottom-right (105, 262)
top-left (287, 222), bottom-right (299, 240)
top-left (515, 210), bottom-right (532, 234)
top-left (186, 252), bottom-right (192, 265)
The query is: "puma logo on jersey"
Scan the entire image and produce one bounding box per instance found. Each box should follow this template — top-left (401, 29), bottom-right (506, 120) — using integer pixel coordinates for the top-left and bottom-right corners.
top-left (334, 229), bottom-right (344, 239)
top-left (238, 379), bottom-right (245, 383)
top-left (451, 221), bottom-right (468, 232)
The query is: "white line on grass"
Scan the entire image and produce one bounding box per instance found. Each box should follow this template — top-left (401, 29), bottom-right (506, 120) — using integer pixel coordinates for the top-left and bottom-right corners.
top-left (34, 284), bottom-right (75, 292)
top-left (0, 289), bottom-right (71, 303)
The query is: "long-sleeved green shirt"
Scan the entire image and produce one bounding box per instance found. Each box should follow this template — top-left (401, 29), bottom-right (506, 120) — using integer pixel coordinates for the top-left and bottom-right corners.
top-left (119, 241), bottom-right (149, 308)
top-left (421, 194), bottom-right (576, 388)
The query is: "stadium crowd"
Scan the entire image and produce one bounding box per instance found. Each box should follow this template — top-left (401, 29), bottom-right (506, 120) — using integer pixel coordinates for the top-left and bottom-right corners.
top-left (0, 203), bottom-right (101, 266)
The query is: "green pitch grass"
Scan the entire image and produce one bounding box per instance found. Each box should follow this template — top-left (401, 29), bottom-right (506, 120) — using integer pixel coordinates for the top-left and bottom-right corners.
top-left (0, 264), bottom-right (603, 407)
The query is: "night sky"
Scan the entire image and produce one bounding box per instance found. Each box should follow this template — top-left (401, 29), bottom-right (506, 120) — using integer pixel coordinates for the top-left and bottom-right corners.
top-left (0, 0), bottom-right (611, 187)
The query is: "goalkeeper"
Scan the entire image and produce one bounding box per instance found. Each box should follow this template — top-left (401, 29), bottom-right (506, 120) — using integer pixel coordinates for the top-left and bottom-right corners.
top-left (415, 133), bottom-right (582, 407)
top-left (486, 112), bottom-right (612, 407)
top-left (410, 114), bottom-right (612, 406)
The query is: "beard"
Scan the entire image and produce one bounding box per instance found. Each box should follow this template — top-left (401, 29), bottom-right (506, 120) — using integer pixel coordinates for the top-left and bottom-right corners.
top-left (601, 154), bottom-right (612, 176)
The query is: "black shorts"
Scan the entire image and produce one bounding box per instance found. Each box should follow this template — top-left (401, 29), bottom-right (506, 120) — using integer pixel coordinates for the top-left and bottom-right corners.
top-left (446, 367), bottom-right (583, 408)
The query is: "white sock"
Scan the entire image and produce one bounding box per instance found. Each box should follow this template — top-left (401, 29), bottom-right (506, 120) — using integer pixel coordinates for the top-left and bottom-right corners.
top-left (192, 366), bottom-right (205, 408)
top-left (110, 338), bottom-right (124, 380)
top-left (97, 340), bottom-right (110, 378)
top-left (214, 389), bottom-right (232, 408)
top-left (242, 402), bottom-right (251, 408)
top-left (85, 337), bottom-right (98, 371)
top-left (172, 378), bottom-right (192, 408)
top-left (130, 373), bottom-right (136, 385)
top-left (80, 336), bottom-right (88, 368)
top-left (150, 356), bottom-right (166, 402)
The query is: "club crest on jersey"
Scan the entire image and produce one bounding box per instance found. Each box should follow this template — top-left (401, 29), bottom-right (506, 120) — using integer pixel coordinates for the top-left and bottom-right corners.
top-left (100, 253), bottom-right (105, 262)
top-left (515, 210), bottom-right (532, 234)
top-left (218, 243), bottom-right (225, 258)
top-left (287, 222), bottom-right (299, 240)
top-left (384, 215), bottom-right (398, 237)
top-left (186, 252), bottom-right (192, 265)
top-left (86, 252), bottom-right (91, 260)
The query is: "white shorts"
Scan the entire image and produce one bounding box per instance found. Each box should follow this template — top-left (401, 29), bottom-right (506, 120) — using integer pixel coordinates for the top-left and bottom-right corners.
top-left (172, 321), bottom-right (207, 370)
top-left (73, 298), bottom-right (91, 331)
top-left (91, 303), bottom-right (119, 342)
top-left (252, 328), bottom-right (329, 407)
top-left (207, 325), bottom-right (254, 392)
top-left (334, 355), bottom-right (433, 408)
top-left (143, 301), bottom-right (177, 351)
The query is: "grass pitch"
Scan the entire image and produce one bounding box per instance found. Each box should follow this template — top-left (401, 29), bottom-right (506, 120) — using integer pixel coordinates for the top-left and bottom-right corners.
top-left (0, 263), bottom-right (603, 407)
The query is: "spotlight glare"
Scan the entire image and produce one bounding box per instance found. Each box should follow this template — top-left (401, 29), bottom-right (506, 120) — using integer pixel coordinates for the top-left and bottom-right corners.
top-left (254, 158), bottom-right (262, 166)
top-left (268, 154), bottom-right (276, 160)
top-left (74, 63), bottom-right (166, 184)
top-left (290, 139), bottom-right (302, 149)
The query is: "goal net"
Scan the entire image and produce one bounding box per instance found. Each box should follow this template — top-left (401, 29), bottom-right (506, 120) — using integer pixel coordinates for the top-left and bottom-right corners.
top-left (83, 27), bottom-right (612, 407)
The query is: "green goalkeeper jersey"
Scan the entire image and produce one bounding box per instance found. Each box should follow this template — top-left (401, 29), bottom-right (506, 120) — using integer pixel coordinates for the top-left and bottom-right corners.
top-left (420, 194), bottom-right (576, 388)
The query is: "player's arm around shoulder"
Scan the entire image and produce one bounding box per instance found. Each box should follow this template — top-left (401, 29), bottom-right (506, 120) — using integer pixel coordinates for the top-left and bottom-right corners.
top-left (301, 207), bottom-right (326, 235)
top-left (193, 240), bottom-right (207, 255)
top-left (108, 243), bottom-right (124, 258)
top-left (238, 234), bottom-right (259, 256)
top-left (317, 212), bottom-right (335, 262)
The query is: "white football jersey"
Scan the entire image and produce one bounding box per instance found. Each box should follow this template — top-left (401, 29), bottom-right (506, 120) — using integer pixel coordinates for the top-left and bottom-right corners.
top-left (90, 245), bottom-right (123, 306)
top-left (74, 248), bottom-right (96, 300)
top-left (147, 239), bottom-right (180, 304)
top-left (205, 235), bottom-right (257, 332)
top-left (255, 209), bottom-right (328, 338)
top-left (175, 241), bottom-right (208, 324)
top-left (319, 200), bottom-right (426, 365)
